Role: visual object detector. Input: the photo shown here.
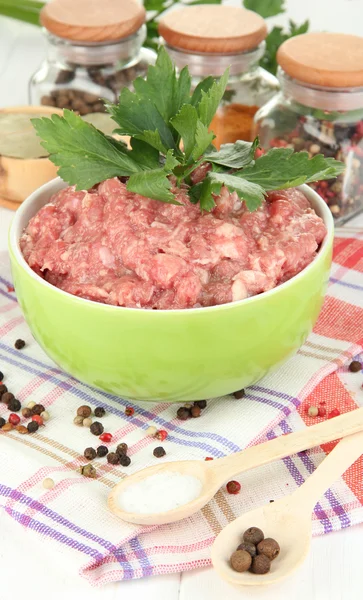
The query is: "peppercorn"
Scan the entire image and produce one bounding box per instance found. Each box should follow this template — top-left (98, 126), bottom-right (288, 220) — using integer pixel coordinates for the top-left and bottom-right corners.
top-left (156, 429), bottom-right (167, 441)
top-left (328, 408), bottom-right (341, 419)
top-left (191, 405), bottom-right (201, 418)
top-left (177, 407), bottom-right (191, 420)
top-left (153, 446), bottom-right (166, 458)
top-left (318, 406), bottom-right (326, 417)
top-left (125, 406), bottom-right (134, 417)
top-left (243, 527), bottom-right (264, 545)
top-left (226, 480), bottom-right (241, 494)
top-left (73, 415), bottom-right (84, 426)
top-left (16, 425), bottom-right (28, 434)
top-left (94, 406), bottom-right (105, 418)
top-left (90, 421), bottom-right (104, 436)
top-left (116, 443), bottom-right (128, 456)
top-left (41, 411), bottom-right (50, 421)
top-left (2, 423), bottom-right (13, 432)
top-left (99, 432), bottom-right (112, 443)
top-left (2, 392), bottom-right (14, 405)
top-left (349, 360), bottom-right (362, 372)
top-left (205, 457), bottom-right (214, 461)
top-left (27, 421), bottom-right (39, 433)
top-left (119, 454), bottom-right (131, 466)
top-left (257, 538), bottom-right (280, 561)
top-left (80, 464), bottom-right (97, 478)
top-left (0, 417), bottom-right (5, 429)
top-left (146, 425), bottom-right (158, 436)
top-left (250, 554), bottom-right (271, 574)
top-left (82, 417), bottom-right (93, 428)
top-left (107, 452), bottom-right (120, 465)
top-left (27, 400), bottom-right (36, 409)
top-left (233, 389), bottom-right (245, 399)
top-left (184, 403), bottom-right (193, 409)
top-left (77, 405), bottom-right (92, 418)
top-left (194, 400), bottom-right (207, 409)
top-left (22, 407), bottom-right (32, 418)
top-left (42, 478), bottom-right (55, 489)
top-left (230, 550), bottom-right (252, 573)
top-left (8, 398), bottom-right (21, 412)
top-left (236, 542), bottom-right (257, 558)
top-left (0, 371), bottom-right (3, 381)
top-left (84, 447), bottom-right (97, 460)
top-left (308, 406), bottom-right (319, 417)
top-left (31, 403), bottom-right (45, 416)
top-left (32, 414), bottom-right (44, 426)
top-left (9, 413), bottom-right (20, 426)
top-left (0, 383), bottom-right (7, 397)
top-left (14, 339), bottom-right (25, 350)
top-left (96, 445), bottom-right (109, 457)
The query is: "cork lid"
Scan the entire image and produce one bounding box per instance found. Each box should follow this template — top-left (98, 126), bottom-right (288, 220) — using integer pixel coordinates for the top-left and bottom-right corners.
top-left (40, 0), bottom-right (146, 43)
top-left (277, 32), bottom-right (363, 88)
top-left (158, 5), bottom-right (267, 54)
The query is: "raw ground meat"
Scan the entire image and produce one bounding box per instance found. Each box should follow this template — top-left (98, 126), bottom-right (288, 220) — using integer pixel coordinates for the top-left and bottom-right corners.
top-left (20, 177), bottom-right (327, 309)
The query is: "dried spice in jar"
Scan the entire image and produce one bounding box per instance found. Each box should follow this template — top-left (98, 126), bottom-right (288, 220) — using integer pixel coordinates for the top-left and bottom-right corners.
top-left (158, 5), bottom-right (279, 149)
top-left (254, 32), bottom-right (363, 224)
top-left (30, 0), bottom-right (156, 116)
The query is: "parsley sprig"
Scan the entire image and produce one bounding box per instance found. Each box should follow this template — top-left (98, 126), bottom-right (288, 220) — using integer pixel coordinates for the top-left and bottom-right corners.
top-left (32, 47), bottom-right (344, 212)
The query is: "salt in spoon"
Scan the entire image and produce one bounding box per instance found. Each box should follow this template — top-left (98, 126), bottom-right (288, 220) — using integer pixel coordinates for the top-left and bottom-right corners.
top-left (211, 430), bottom-right (363, 586)
top-left (108, 407), bottom-right (363, 526)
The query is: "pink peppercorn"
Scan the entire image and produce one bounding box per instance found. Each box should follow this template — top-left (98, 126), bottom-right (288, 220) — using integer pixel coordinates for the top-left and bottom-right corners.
top-left (226, 480), bottom-right (241, 495)
top-left (32, 414), bottom-right (44, 426)
top-left (205, 457), bottom-right (214, 461)
top-left (318, 406), bottom-right (327, 417)
top-left (99, 432), bottom-right (112, 443)
top-left (125, 406), bottom-right (134, 417)
top-left (9, 413), bottom-right (20, 426)
top-left (156, 429), bottom-right (168, 441)
top-left (328, 408), bottom-right (341, 419)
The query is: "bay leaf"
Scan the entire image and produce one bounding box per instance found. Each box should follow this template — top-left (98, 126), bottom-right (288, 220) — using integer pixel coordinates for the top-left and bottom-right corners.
top-left (0, 113), bottom-right (52, 159)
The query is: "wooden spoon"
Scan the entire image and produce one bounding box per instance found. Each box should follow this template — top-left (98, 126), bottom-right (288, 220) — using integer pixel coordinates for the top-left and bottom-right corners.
top-left (108, 408), bottom-right (363, 525)
top-left (211, 430), bottom-right (363, 586)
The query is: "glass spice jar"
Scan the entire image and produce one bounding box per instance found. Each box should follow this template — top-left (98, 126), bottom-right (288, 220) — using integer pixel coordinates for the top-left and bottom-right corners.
top-left (254, 32), bottom-right (363, 224)
top-left (29, 0), bottom-right (156, 115)
top-left (158, 5), bottom-right (279, 149)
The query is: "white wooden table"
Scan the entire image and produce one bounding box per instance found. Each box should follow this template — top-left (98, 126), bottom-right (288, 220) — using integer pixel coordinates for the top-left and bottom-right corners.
top-left (1, 2), bottom-right (363, 598)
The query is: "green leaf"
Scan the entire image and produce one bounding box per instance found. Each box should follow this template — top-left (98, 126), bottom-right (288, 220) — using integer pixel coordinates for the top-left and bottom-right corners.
top-left (192, 121), bottom-right (215, 161)
top-left (191, 76), bottom-right (215, 108)
top-left (204, 138), bottom-right (259, 169)
top-left (129, 138), bottom-right (160, 170)
top-left (164, 149), bottom-right (180, 171)
top-left (188, 178), bottom-right (222, 211)
top-left (243, 0), bottom-right (285, 18)
top-left (260, 20), bottom-right (309, 75)
top-left (209, 172), bottom-right (265, 211)
top-left (170, 104), bottom-right (198, 159)
top-left (127, 169), bottom-right (179, 204)
top-left (32, 110), bottom-right (142, 190)
top-left (238, 148), bottom-right (345, 190)
top-left (197, 69), bottom-right (229, 127)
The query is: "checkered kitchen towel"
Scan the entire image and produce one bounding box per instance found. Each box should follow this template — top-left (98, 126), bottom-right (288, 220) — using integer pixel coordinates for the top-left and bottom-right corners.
top-left (0, 228), bottom-right (363, 586)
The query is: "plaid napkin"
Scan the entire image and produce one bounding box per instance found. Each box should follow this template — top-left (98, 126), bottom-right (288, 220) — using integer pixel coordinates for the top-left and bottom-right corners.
top-left (0, 230), bottom-right (362, 586)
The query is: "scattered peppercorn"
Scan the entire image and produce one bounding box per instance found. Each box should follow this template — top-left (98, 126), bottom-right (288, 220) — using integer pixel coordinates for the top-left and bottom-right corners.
top-left (177, 407), bottom-right (191, 420)
top-left (236, 542), bottom-right (257, 558)
top-left (146, 426), bottom-right (158, 436)
top-left (42, 478), bottom-right (55, 489)
top-left (2, 423), bottom-right (13, 432)
top-left (99, 432), bottom-right (112, 443)
top-left (21, 407), bottom-right (32, 418)
top-left (14, 339), bottom-right (25, 350)
top-left (349, 360), bottom-right (362, 372)
top-left (27, 421), bottom-right (39, 433)
top-left (31, 403), bottom-right (45, 416)
top-left (194, 400), bottom-right (207, 409)
top-left (250, 554), bottom-right (271, 574)
top-left (8, 398), bottom-right (21, 412)
top-left (0, 417), bottom-right (5, 429)
top-left (184, 403), bottom-right (193, 409)
top-left (73, 415), bottom-right (84, 426)
top-left (233, 389), bottom-right (245, 399)
top-left (116, 443), bottom-right (128, 456)
top-left (84, 447), bottom-right (97, 460)
top-left (205, 457), bottom-right (214, 461)
top-left (243, 527), bottom-right (264, 545)
top-left (257, 538), bottom-right (280, 561)
top-left (328, 408), bottom-right (341, 419)
top-left (230, 550), bottom-right (252, 573)
top-left (27, 400), bottom-right (36, 409)
top-left (9, 413), bottom-right (20, 426)
top-left (156, 429), bottom-right (168, 441)
top-left (16, 425), bottom-right (29, 434)
top-left (94, 406), bottom-right (105, 417)
top-left (2, 392), bottom-right (14, 404)
top-left (107, 452), bottom-right (120, 465)
top-left (226, 480), bottom-right (241, 495)
top-left (0, 383), bottom-right (8, 397)
top-left (96, 445), bottom-right (109, 457)
top-left (32, 414), bottom-right (44, 426)
top-left (125, 406), bottom-right (134, 417)
top-left (153, 446), bottom-right (166, 458)
top-left (77, 405), bottom-right (92, 418)
top-left (318, 406), bottom-right (326, 417)
top-left (41, 410), bottom-right (50, 421)
top-left (80, 463), bottom-right (97, 478)
top-left (119, 454), bottom-right (131, 466)
top-left (191, 405), bottom-right (201, 418)
top-left (90, 421), bottom-right (104, 436)
top-left (308, 406), bottom-right (319, 417)
top-left (82, 417), bottom-right (93, 427)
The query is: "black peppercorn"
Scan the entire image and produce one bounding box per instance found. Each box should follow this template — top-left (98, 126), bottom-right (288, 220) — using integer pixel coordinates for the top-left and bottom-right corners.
top-left (94, 406), bottom-right (105, 418)
top-left (177, 407), bottom-right (191, 420)
top-left (191, 405), bottom-right (201, 418)
top-left (27, 421), bottom-right (39, 433)
top-left (233, 389), bottom-right (245, 399)
top-left (22, 407), bottom-right (32, 418)
top-left (31, 403), bottom-right (45, 416)
top-left (116, 443), bottom-right (128, 456)
top-left (107, 452), bottom-right (120, 465)
top-left (349, 360), bottom-right (362, 372)
top-left (257, 538), bottom-right (280, 561)
top-left (96, 445), bottom-right (109, 457)
top-left (236, 542), bottom-right (257, 558)
top-left (0, 384), bottom-right (8, 397)
top-left (230, 550), bottom-right (252, 573)
top-left (2, 392), bottom-right (14, 405)
top-left (0, 371), bottom-right (3, 381)
top-left (194, 400), bottom-right (207, 409)
top-left (77, 405), bottom-right (92, 418)
top-left (15, 339), bottom-right (25, 350)
top-left (243, 527), bottom-right (264, 545)
top-left (80, 464), bottom-right (97, 478)
top-left (8, 398), bottom-right (21, 412)
top-left (153, 446), bottom-right (166, 458)
top-left (84, 447), bottom-right (97, 460)
top-left (0, 417), bottom-right (5, 429)
top-left (90, 421), bottom-right (104, 436)
top-left (119, 454), bottom-right (131, 466)
top-left (250, 554), bottom-right (271, 575)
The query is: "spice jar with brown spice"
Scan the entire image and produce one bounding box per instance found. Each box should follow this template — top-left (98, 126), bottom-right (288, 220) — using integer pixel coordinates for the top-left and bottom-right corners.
top-left (158, 5), bottom-right (279, 149)
top-left (29, 0), bottom-right (156, 115)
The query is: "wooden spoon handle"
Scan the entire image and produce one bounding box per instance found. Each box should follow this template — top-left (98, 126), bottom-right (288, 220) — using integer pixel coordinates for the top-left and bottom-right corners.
top-left (210, 407), bottom-right (363, 483)
top-left (291, 431), bottom-right (363, 511)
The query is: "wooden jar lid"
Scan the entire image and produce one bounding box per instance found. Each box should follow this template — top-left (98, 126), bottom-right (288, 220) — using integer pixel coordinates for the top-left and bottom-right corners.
top-left (40, 0), bottom-right (146, 43)
top-left (158, 5), bottom-right (267, 54)
top-left (277, 32), bottom-right (363, 88)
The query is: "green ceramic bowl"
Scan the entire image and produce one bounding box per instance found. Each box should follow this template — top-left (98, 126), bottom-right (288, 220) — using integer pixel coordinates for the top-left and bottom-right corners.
top-left (9, 179), bottom-right (333, 402)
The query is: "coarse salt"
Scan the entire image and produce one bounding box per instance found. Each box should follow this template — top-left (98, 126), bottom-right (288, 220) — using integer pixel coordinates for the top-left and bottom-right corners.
top-left (117, 471), bottom-right (203, 514)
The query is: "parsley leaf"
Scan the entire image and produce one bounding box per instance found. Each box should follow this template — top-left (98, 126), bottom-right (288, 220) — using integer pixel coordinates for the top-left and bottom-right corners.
top-left (127, 168), bottom-right (178, 203)
top-left (192, 121), bottom-right (215, 161)
top-left (204, 138), bottom-right (259, 169)
top-left (189, 177), bottom-right (222, 212)
top-left (208, 171), bottom-right (265, 211)
top-left (170, 105), bottom-right (198, 160)
top-left (243, 0), bottom-right (285, 18)
top-left (261, 20), bottom-right (309, 75)
top-left (197, 69), bottom-right (229, 127)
